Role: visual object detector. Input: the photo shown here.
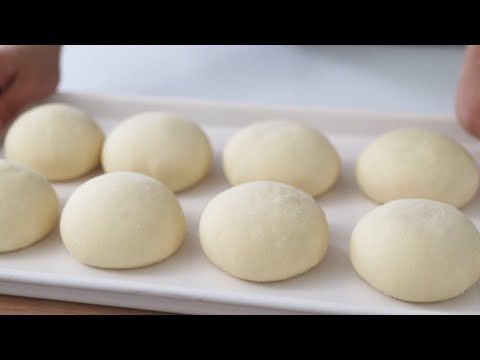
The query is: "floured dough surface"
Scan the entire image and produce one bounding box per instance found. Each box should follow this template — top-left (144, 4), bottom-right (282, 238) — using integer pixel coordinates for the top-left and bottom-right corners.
top-left (350, 199), bottom-right (480, 303)
top-left (102, 113), bottom-right (212, 192)
top-left (60, 172), bottom-right (185, 269)
top-left (199, 181), bottom-right (329, 282)
top-left (356, 128), bottom-right (479, 208)
top-left (0, 160), bottom-right (59, 252)
top-left (4, 103), bottom-right (104, 181)
top-left (223, 121), bottom-right (340, 197)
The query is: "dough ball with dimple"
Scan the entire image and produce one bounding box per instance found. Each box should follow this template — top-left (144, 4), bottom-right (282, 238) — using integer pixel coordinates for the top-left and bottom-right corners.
top-left (60, 172), bottom-right (185, 269)
top-left (222, 121), bottom-right (341, 197)
top-left (356, 128), bottom-right (479, 208)
top-left (199, 181), bottom-right (329, 282)
top-left (0, 160), bottom-right (59, 252)
top-left (4, 103), bottom-right (105, 181)
top-left (102, 113), bottom-right (212, 193)
top-left (350, 199), bottom-right (480, 303)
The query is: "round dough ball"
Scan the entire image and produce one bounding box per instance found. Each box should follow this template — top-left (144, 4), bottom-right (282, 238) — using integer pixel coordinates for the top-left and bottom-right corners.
top-left (4, 103), bottom-right (105, 181)
top-left (223, 121), bottom-right (340, 197)
top-left (102, 113), bottom-right (212, 192)
top-left (350, 199), bottom-right (480, 303)
top-left (0, 160), bottom-right (59, 252)
top-left (199, 181), bottom-right (329, 282)
top-left (60, 172), bottom-right (185, 269)
top-left (356, 128), bottom-right (479, 208)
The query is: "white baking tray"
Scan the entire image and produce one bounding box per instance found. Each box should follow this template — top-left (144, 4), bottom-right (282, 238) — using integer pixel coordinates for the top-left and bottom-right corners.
top-left (1, 92), bottom-right (479, 315)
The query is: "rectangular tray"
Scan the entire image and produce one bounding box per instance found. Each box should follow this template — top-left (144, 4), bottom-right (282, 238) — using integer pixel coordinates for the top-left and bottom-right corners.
top-left (1, 92), bottom-right (479, 315)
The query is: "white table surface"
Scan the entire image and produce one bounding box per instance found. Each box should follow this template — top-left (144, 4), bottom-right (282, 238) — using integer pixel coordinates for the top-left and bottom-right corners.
top-left (59, 45), bottom-right (466, 116)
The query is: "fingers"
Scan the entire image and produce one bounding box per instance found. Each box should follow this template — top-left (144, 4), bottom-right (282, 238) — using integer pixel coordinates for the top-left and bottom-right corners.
top-left (0, 45), bottom-right (61, 133)
top-left (0, 75), bottom-right (32, 131)
top-left (456, 45), bottom-right (480, 138)
top-left (0, 46), bottom-right (18, 89)
top-left (0, 47), bottom-right (17, 130)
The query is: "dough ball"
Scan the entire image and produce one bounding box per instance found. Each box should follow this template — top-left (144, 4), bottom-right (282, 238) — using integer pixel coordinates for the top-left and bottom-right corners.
top-left (350, 199), bottom-right (480, 303)
top-left (199, 181), bottom-right (329, 282)
top-left (0, 160), bottom-right (59, 252)
top-left (102, 113), bottom-right (212, 192)
top-left (356, 128), bottom-right (479, 208)
top-left (222, 121), bottom-right (340, 197)
top-left (4, 103), bottom-right (104, 181)
top-left (60, 172), bottom-right (185, 269)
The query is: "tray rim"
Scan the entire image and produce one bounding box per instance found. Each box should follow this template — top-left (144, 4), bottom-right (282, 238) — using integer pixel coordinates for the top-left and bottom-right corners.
top-left (51, 91), bottom-right (455, 124)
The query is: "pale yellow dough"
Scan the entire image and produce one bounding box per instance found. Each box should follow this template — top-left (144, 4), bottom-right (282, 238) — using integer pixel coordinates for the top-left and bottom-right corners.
top-left (0, 160), bottom-right (59, 252)
top-left (356, 128), bottom-right (479, 208)
top-left (4, 103), bottom-right (104, 181)
top-left (60, 172), bottom-right (185, 269)
top-left (199, 181), bottom-right (329, 282)
top-left (350, 199), bottom-right (480, 303)
top-left (102, 113), bottom-right (212, 192)
top-left (222, 121), bottom-right (340, 197)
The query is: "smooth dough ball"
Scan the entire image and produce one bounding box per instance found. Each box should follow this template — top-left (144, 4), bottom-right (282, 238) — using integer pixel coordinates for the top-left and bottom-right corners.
top-left (60, 172), bottom-right (185, 269)
top-left (199, 181), bottom-right (329, 282)
top-left (350, 199), bottom-right (480, 303)
top-left (4, 103), bottom-right (105, 181)
top-left (0, 160), bottom-right (59, 252)
top-left (356, 128), bottom-right (479, 208)
top-left (222, 121), bottom-right (341, 197)
top-left (102, 113), bottom-right (212, 192)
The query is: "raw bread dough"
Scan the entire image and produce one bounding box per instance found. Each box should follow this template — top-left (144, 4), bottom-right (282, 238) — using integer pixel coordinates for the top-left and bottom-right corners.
top-left (0, 160), bottom-right (59, 252)
top-left (102, 113), bottom-right (212, 192)
top-left (4, 103), bottom-right (104, 181)
top-left (222, 121), bottom-right (340, 197)
top-left (350, 199), bottom-right (480, 303)
top-left (199, 181), bottom-right (329, 282)
top-left (60, 172), bottom-right (185, 269)
top-left (356, 128), bottom-right (479, 208)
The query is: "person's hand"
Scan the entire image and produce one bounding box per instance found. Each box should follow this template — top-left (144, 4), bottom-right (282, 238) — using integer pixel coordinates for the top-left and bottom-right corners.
top-left (457, 45), bottom-right (480, 137)
top-left (0, 45), bottom-right (61, 131)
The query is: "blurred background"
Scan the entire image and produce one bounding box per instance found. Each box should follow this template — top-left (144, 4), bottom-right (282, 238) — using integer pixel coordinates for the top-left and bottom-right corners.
top-left (59, 45), bottom-right (466, 115)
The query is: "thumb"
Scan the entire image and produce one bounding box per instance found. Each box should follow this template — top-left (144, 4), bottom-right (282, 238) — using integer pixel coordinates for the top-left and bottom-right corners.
top-left (456, 45), bottom-right (480, 138)
top-left (0, 97), bottom-right (14, 133)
